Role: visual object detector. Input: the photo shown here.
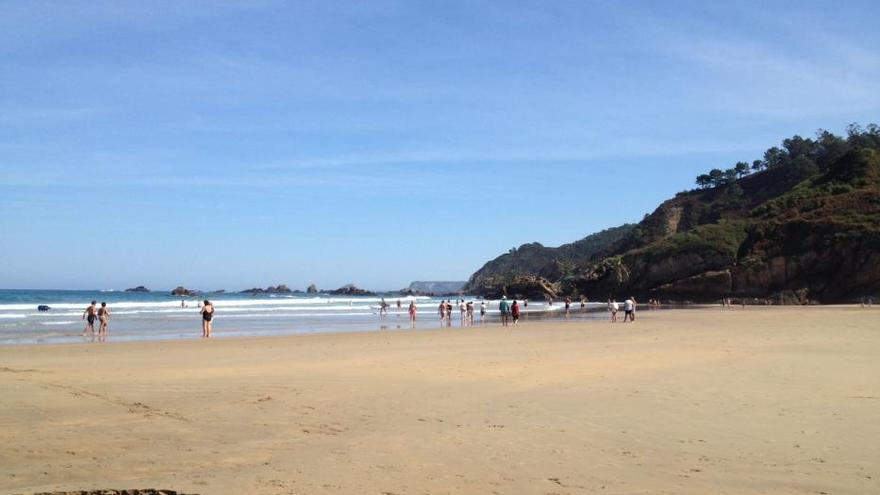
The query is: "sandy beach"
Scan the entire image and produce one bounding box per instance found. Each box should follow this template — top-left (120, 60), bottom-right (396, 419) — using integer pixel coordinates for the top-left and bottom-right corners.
top-left (1, 307), bottom-right (878, 494)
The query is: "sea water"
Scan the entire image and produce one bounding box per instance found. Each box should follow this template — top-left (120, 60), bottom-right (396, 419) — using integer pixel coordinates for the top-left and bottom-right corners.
top-left (0, 289), bottom-right (607, 345)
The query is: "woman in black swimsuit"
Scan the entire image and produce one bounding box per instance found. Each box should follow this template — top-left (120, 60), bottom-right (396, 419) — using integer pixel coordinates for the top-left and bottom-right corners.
top-left (200, 300), bottom-right (214, 338)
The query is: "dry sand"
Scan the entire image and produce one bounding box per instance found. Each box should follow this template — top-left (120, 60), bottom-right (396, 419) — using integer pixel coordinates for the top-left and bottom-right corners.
top-left (1, 307), bottom-right (878, 494)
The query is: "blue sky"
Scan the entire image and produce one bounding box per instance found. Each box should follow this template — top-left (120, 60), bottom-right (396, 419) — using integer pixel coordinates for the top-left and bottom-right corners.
top-left (1, 1), bottom-right (878, 291)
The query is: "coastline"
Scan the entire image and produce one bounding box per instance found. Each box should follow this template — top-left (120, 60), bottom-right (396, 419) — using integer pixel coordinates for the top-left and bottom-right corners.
top-left (1, 307), bottom-right (878, 494)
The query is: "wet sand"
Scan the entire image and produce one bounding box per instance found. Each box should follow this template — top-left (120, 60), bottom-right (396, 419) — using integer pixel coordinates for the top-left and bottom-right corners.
top-left (1, 307), bottom-right (878, 494)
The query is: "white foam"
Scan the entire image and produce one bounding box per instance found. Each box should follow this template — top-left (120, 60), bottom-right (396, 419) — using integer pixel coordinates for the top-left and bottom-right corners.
top-left (0, 296), bottom-right (431, 312)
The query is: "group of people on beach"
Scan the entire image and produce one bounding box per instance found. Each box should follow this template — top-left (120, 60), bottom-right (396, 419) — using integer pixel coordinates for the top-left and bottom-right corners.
top-left (81, 294), bottom-right (646, 342)
top-left (436, 299), bottom-right (490, 326)
top-left (607, 297), bottom-right (638, 323)
top-left (81, 299), bottom-right (216, 340)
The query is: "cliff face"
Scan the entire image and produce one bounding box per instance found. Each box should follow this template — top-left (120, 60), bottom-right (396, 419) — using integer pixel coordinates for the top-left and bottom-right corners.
top-left (466, 135), bottom-right (880, 303)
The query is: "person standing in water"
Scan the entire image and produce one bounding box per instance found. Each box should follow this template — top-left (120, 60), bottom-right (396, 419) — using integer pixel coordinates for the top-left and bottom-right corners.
top-left (459, 299), bottom-right (467, 326)
top-left (97, 302), bottom-right (111, 339)
top-left (480, 300), bottom-right (487, 322)
top-left (408, 300), bottom-right (417, 327)
top-left (511, 299), bottom-right (521, 326)
top-left (499, 296), bottom-right (511, 327)
top-left (564, 297), bottom-right (571, 316)
top-left (623, 296), bottom-right (636, 322)
top-left (82, 300), bottom-right (97, 338)
top-left (446, 300), bottom-right (453, 326)
top-left (438, 300), bottom-right (447, 323)
top-left (200, 300), bottom-right (214, 338)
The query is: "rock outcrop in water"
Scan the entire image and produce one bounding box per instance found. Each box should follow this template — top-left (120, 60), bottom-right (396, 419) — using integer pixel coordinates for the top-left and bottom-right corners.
top-left (306, 283), bottom-right (319, 294)
top-left (125, 286), bottom-right (150, 293)
top-left (466, 126), bottom-right (880, 303)
top-left (170, 286), bottom-right (197, 296)
top-left (328, 284), bottom-right (375, 296)
top-left (241, 285), bottom-right (293, 294)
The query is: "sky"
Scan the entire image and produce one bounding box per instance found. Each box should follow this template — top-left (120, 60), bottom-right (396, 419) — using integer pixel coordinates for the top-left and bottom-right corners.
top-left (1, 0), bottom-right (879, 291)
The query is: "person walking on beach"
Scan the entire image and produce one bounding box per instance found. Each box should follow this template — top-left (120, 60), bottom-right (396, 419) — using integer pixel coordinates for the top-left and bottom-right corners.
top-left (466, 301), bottom-right (474, 324)
top-left (408, 301), bottom-right (417, 327)
top-left (499, 296), bottom-right (511, 327)
top-left (511, 299), bottom-right (521, 326)
top-left (200, 300), bottom-right (214, 338)
top-left (480, 300), bottom-right (487, 322)
top-left (623, 297), bottom-right (636, 322)
top-left (609, 298), bottom-right (619, 323)
top-left (379, 298), bottom-right (388, 316)
top-left (97, 302), bottom-right (111, 339)
top-left (438, 300), bottom-right (447, 322)
top-left (82, 301), bottom-right (98, 338)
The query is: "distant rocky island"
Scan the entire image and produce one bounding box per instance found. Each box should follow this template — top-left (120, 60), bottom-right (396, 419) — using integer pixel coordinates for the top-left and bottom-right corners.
top-left (406, 281), bottom-right (466, 295)
top-left (328, 284), bottom-right (375, 296)
top-left (466, 125), bottom-right (880, 304)
top-left (125, 286), bottom-right (150, 293)
top-left (170, 286), bottom-right (199, 296)
top-left (240, 284), bottom-right (299, 295)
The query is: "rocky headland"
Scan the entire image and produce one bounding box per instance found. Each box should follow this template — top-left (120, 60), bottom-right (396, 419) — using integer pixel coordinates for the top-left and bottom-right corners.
top-left (466, 125), bottom-right (880, 303)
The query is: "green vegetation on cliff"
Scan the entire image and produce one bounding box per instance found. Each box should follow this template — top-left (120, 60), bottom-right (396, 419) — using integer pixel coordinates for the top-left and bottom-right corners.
top-left (466, 125), bottom-right (880, 302)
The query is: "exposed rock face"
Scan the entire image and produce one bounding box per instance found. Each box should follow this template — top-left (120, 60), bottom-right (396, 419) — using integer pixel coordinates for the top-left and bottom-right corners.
top-left (125, 286), bottom-right (150, 293)
top-left (466, 137), bottom-right (880, 303)
top-left (306, 284), bottom-right (319, 294)
top-left (328, 284), bottom-right (375, 296)
top-left (170, 286), bottom-right (197, 296)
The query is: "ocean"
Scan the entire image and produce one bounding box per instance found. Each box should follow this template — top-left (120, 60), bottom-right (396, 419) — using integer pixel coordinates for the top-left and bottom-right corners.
top-left (0, 289), bottom-right (607, 345)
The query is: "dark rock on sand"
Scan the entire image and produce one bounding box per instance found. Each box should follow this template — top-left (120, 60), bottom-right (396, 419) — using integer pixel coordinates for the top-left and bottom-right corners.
top-left (26, 490), bottom-right (196, 495)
